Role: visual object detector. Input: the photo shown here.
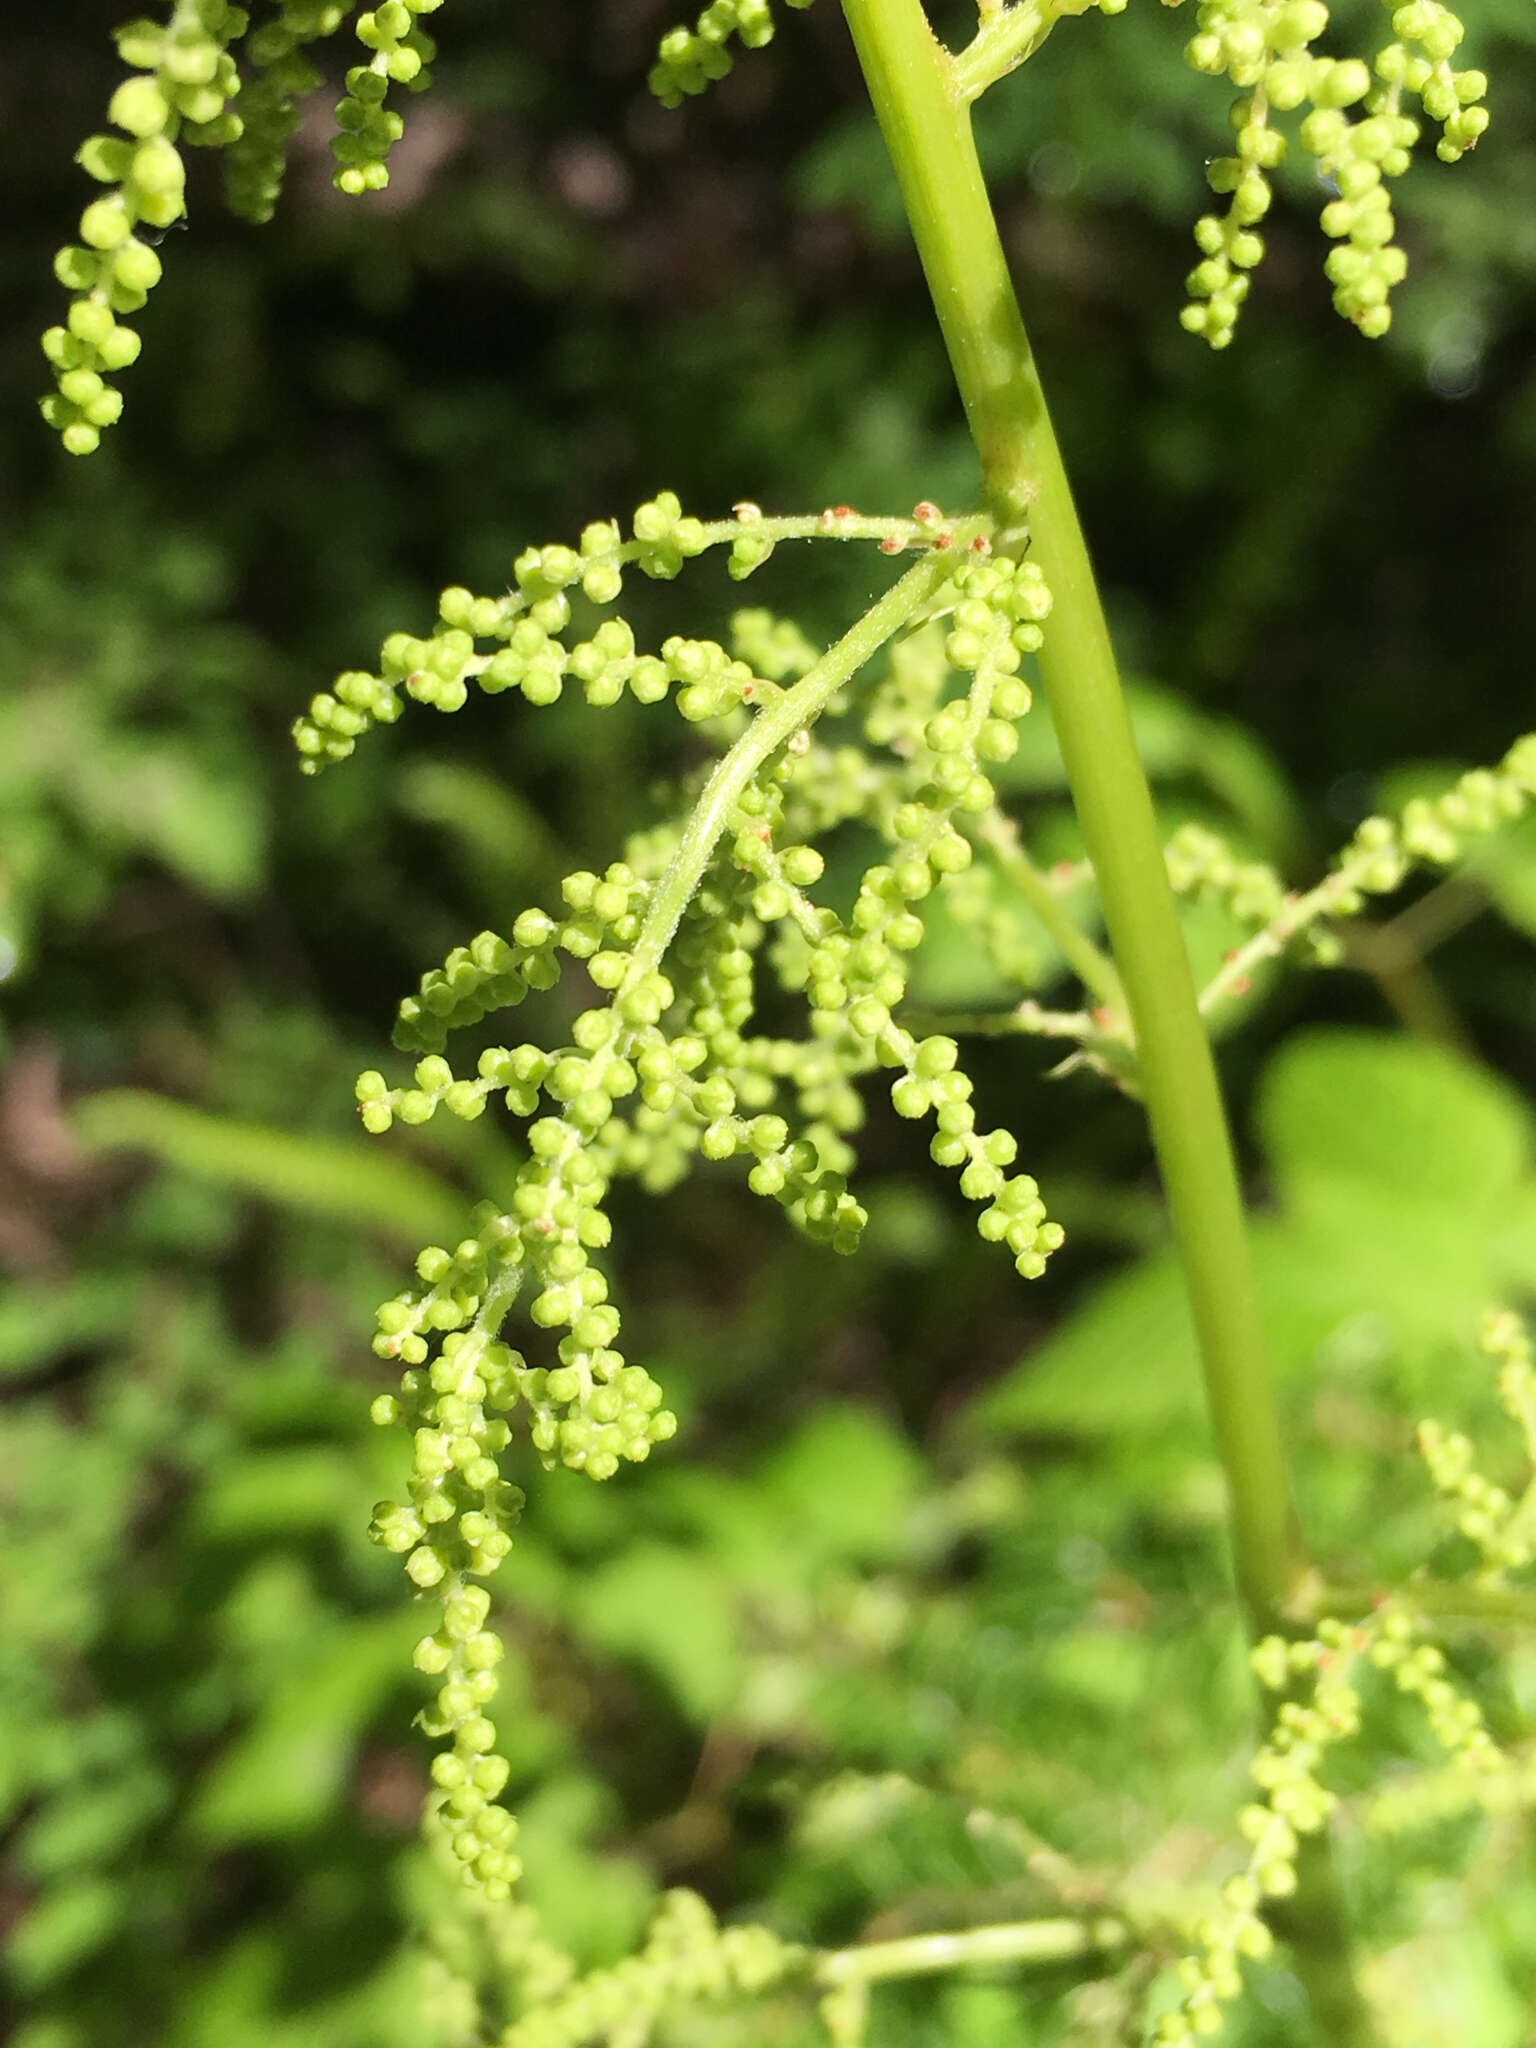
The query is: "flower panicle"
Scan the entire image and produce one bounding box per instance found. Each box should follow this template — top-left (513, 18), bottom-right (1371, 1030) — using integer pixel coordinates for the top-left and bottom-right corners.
top-left (1178, 0), bottom-right (1490, 347)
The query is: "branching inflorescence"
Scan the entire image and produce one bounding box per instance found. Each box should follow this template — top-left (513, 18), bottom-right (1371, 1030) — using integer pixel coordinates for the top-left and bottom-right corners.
top-left (40, 0), bottom-right (1506, 453)
top-left (1169, 735), bottom-right (1536, 1016)
top-left (318, 434), bottom-right (1532, 1925)
top-left (324, 498), bottom-right (1065, 1895)
top-left (41, 0), bottom-right (444, 451)
top-left (1174, 0), bottom-right (1490, 344)
top-left (1152, 1309), bottom-right (1536, 2042)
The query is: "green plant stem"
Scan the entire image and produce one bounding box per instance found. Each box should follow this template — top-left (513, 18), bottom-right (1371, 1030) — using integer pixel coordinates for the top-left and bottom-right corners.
top-left (902, 1001), bottom-right (1099, 1043)
top-left (816, 1914), bottom-right (1130, 1987)
top-left (1316, 1577), bottom-right (1536, 1629)
top-left (624, 539), bottom-right (972, 985)
top-left (839, 0), bottom-right (1303, 1637)
top-left (974, 807), bottom-right (1125, 1010)
top-left (838, 3), bottom-right (1377, 2031)
top-left (952, 0), bottom-right (1086, 104)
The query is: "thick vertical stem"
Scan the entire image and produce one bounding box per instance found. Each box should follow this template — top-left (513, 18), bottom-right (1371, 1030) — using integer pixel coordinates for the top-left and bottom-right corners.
top-left (838, 0), bottom-right (1304, 1635)
top-left (843, 4), bottom-right (1384, 2031)
top-left (836, 1), bottom-right (1376, 2032)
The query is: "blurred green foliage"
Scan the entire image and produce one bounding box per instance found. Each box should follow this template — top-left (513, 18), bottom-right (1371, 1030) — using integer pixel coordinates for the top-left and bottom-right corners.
top-left (4, 3), bottom-right (1536, 2043)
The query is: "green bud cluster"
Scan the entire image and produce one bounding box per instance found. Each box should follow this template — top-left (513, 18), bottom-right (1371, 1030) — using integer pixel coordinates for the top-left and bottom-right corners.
top-left (649, 0), bottom-right (818, 110)
top-left (1323, 739), bottom-right (1536, 908)
top-left (1163, 1310), bottom-right (1536, 2041)
top-left (1161, 1595), bottom-right (1493, 2041)
top-left (937, 856), bottom-right (1044, 992)
top-left (293, 497), bottom-right (727, 769)
top-left (369, 1323), bottom-right (527, 1899)
top-left (711, 550), bottom-right (1066, 1277)
top-left (295, 498), bottom-right (959, 768)
top-left (1371, 1618), bottom-right (1499, 1770)
top-left (1178, 0), bottom-right (1490, 345)
top-left (1155, 1626), bottom-right (1359, 2040)
top-left (332, 0), bottom-right (445, 195)
top-left (44, 1), bottom-right (498, 439)
top-left (1479, 1308), bottom-right (1536, 1460)
top-left (382, 865), bottom-right (657, 1057)
top-left (1378, 0), bottom-right (1490, 161)
top-left (364, 1163), bottom-right (676, 1885)
top-left (417, 1811), bottom-right (578, 2035)
top-left (46, 0), bottom-right (535, 447)
top-left (365, 1117), bottom-right (676, 1483)
top-left (42, 0), bottom-right (249, 453)
top-left (1416, 1309), bottom-right (1536, 1577)
top-left (329, 501), bottom-right (1080, 1880)
top-left (1367, 1748), bottom-right (1536, 1836)
top-left (1164, 823), bottom-right (1286, 926)
top-left (1199, 729), bottom-right (1536, 1014)
top-left (866, 558), bottom-right (1062, 1278)
top-left (500, 1889), bottom-right (802, 2048)
top-left (1395, 742), bottom-right (1536, 867)
top-left (222, 2), bottom-right (350, 223)
top-left (731, 606), bottom-right (821, 682)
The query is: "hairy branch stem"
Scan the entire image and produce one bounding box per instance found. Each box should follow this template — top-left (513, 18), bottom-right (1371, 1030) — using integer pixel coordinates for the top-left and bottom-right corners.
top-left (623, 539), bottom-right (974, 986)
top-left (953, 0), bottom-right (1096, 103)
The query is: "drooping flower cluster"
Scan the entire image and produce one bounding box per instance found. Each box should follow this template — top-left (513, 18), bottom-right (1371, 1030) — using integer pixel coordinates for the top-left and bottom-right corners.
top-left (42, 1), bottom-right (248, 454)
top-left (1153, 1596), bottom-right (1505, 2040)
top-left (331, 0), bottom-right (445, 195)
top-left (1418, 1310), bottom-right (1536, 1580)
top-left (44, 0), bottom-right (1508, 450)
top-left (327, 498), bottom-right (1072, 1884)
top-left (1164, 823), bottom-right (1287, 927)
top-left (498, 1889), bottom-right (800, 2048)
top-left (42, 0), bottom-right (460, 447)
top-left (1154, 1309), bottom-right (1533, 2042)
top-left (649, 0), bottom-right (819, 108)
top-left (222, 2), bottom-right (352, 223)
top-left (335, 482), bottom-right (1536, 1899)
top-left (293, 500), bottom-right (949, 771)
top-left (1175, 0), bottom-right (1491, 344)
top-left (413, 1812), bottom-right (809, 2048)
